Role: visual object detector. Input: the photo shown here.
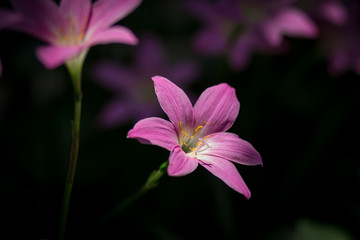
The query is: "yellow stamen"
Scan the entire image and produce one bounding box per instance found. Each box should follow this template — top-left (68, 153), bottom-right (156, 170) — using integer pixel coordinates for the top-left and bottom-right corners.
top-left (179, 121), bottom-right (211, 156)
top-left (202, 135), bottom-right (211, 141)
top-left (179, 121), bottom-right (188, 146)
top-left (179, 121), bottom-right (188, 136)
top-left (76, 33), bottom-right (84, 42)
top-left (181, 134), bottom-right (188, 146)
top-left (190, 125), bottom-right (203, 139)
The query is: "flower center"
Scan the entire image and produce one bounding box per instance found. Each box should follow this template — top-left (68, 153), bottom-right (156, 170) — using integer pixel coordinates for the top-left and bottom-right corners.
top-left (57, 16), bottom-right (87, 45)
top-left (179, 121), bottom-right (211, 156)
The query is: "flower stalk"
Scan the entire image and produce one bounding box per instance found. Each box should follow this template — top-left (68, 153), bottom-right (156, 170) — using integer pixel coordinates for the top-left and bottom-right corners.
top-left (59, 51), bottom-right (87, 240)
top-left (97, 161), bottom-right (168, 228)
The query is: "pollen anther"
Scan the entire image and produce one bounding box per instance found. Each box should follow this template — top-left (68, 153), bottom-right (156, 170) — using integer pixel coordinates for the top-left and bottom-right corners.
top-left (190, 125), bottom-right (203, 139)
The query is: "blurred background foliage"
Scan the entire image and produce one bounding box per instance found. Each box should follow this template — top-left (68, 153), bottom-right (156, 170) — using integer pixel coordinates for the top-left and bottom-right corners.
top-left (0, 0), bottom-right (359, 239)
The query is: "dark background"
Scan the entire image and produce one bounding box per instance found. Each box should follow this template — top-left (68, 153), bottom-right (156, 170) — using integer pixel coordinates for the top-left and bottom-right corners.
top-left (0, 0), bottom-right (359, 239)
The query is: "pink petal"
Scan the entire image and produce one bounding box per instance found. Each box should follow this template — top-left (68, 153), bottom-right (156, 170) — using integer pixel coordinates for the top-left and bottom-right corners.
top-left (168, 146), bottom-right (198, 176)
top-left (198, 155), bottom-right (251, 198)
top-left (261, 8), bottom-right (318, 46)
top-left (59, 0), bottom-right (91, 37)
top-left (193, 83), bottom-right (239, 136)
top-left (319, 1), bottom-right (347, 26)
top-left (127, 117), bottom-right (179, 151)
top-left (88, 0), bottom-right (142, 32)
top-left (152, 76), bottom-right (194, 134)
top-left (10, 0), bottom-right (63, 42)
top-left (199, 132), bottom-right (262, 166)
top-left (36, 45), bottom-right (85, 69)
top-left (87, 26), bottom-right (138, 46)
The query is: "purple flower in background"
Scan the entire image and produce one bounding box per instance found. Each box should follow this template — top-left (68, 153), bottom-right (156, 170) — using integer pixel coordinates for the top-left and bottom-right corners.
top-left (93, 35), bottom-right (198, 128)
top-left (322, 18), bottom-right (360, 75)
top-left (304, 0), bottom-right (360, 75)
top-left (128, 76), bottom-right (262, 198)
top-left (188, 0), bottom-right (317, 70)
top-left (304, 0), bottom-right (348, 26)
top-left (1, 0), bottom-right (141, 69)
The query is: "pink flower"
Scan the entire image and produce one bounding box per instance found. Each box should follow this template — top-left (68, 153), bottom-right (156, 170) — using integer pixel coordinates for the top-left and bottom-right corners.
top-left (127, 76), bottom-right (262, 198)
top-left (188, 0), bottom-right (318, 70)
top-left (3, 0), bottom-right (141, 68)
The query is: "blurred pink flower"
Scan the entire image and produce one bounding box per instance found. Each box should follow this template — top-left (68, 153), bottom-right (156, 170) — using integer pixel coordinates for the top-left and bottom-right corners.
top-left (304, 0), bottom-right (360, 75)
top-left (1, 0), bottom-right (141, 68)
top-left (92, 35), bottom-right (199, 128)
top-left (322, 25), bottom-right (360, 75)
top-left (301, 0), bottom-right (347, 26)
top-left (128, 76), bottom-right (262, 198)
top-left (188, 0), bottom-right (318, 70)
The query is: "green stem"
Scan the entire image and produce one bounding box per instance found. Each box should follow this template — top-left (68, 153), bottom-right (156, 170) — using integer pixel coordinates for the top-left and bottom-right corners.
top-left (58, 51), bottom-right (87, 240)
top-left (97, 161), bottom-right (168, 228)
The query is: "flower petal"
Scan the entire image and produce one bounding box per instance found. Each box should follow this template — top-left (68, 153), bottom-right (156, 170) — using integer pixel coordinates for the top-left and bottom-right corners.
top-left (88, 0), bottom-right (142, 32)
top-left (198, 155), bottom-right (251, 198)
top-left (127, 117), bottom-right (178, 151)
top-left (152, 76), bottom-right (194, 134)
top-left (87, 26), bottom-right (138, 46)
top-left (193, 83), bottom-right (239, 136)
top-left (10, 0), bottom-right (62, 42)
top-left (59, 0), bottom-right (92, 37)
top-left (318, 1), bottom-right (347, 26)
top-left (36, 45), bottom-right (85, 69)
top-left (198, 132), bottom-right (262, 166)
top-left (261, 8), bottom-right (318, 46)
top-left (168, 146), bottom-right (198, 176)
